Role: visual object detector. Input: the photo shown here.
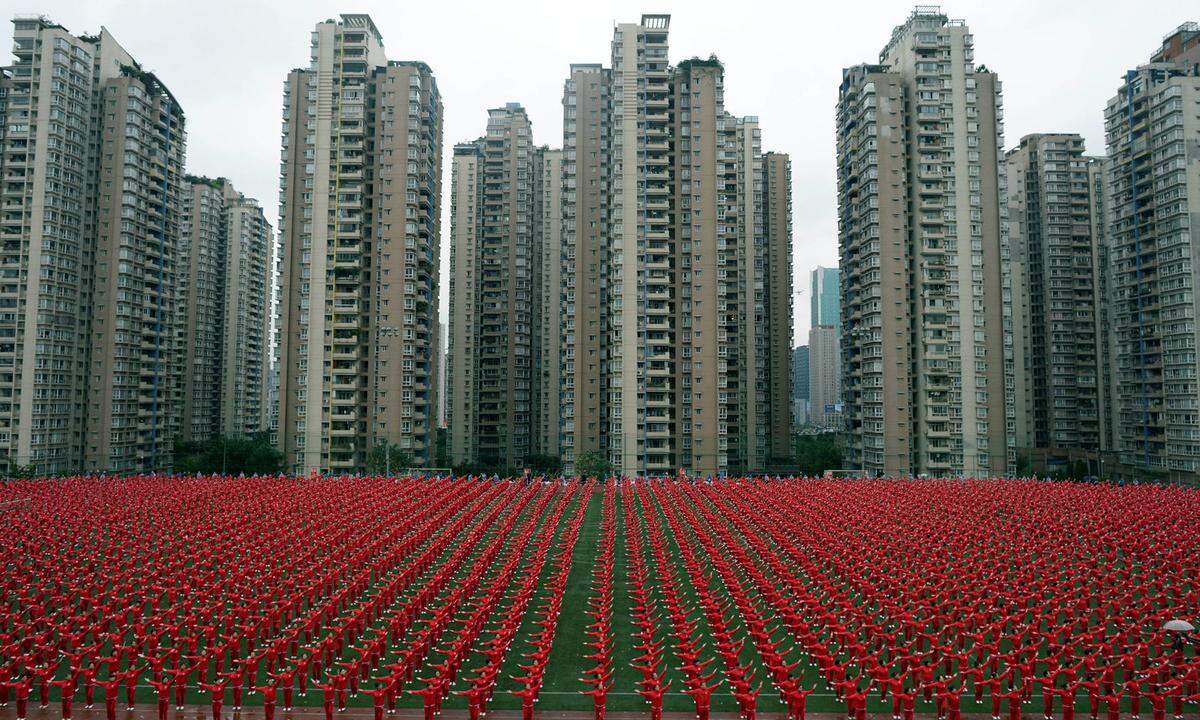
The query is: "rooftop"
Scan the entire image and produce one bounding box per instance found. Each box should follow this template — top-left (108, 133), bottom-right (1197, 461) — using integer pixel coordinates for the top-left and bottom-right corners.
top-left (1151, 21), bottom-right (1200, 64)
top-left (641, 14), bottom-right (670, 30)
top-left (339, 14), bottom-right (384, 44)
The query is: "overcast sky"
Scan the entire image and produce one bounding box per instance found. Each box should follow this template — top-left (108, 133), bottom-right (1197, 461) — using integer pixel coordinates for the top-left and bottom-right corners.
top-left (2, 0), bottom-right (1194, 344)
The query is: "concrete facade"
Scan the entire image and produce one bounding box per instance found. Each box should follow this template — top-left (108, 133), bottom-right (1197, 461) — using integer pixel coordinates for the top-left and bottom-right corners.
top-left (1006, 134), bottom-right (1102, 461)
top-left (809, 325), bottom-right (841, 430)
top-left (837, 9), bottom-right (1012, 477)
top-left (447, 104), bottom-right (543, 469)
top-left (179, 177), bottom-right (274, 441)
top-left (278, 15), bottom-right (442, 473)
top-left (1103, 22), bottom-right (1200, 480)
top-left (0, 18), bottom-right (190, 474)
top-left (534, 148), bottom-right (563, 459)
top-left (559, 16), bottom-right (793, 477)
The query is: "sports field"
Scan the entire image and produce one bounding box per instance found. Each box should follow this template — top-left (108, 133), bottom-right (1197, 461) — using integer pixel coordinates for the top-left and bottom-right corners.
top-left (0, 476), bottom-right (1197, 720)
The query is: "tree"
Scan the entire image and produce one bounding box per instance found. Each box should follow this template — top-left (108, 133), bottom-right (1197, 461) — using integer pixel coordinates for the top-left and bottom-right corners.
top-left (525, 454), bottom-right (562, 476)
top-left (573, 450), bottom-right (612, 480)
top-left (0, 453), bottom-right (39, 480)
top-left (434, 428), bottom-right (449, 468)
top-left (791, 432), bottom-right (842, 477)
top-left (366, 442), bottom-right (412, 476)
top-left (173, 433), bottom-right (284, 476)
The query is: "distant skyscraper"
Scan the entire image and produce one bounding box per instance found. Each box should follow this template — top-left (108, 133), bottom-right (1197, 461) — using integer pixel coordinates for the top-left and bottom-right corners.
top-left (793, 346), bottom-right (810, 426)
top-left (448, 104), bottom-right (539, 469)
top-left (809, 326), bottom-right (841, 429)
top-left (0, 17), bottom-right (188, 474)
top-left (810, 266), bottom-right (840, 330)
top-left (1006, 135), bottom-right (1101, 462)
top-left (277, 15), bottom-right (442, 473)
top-left (1104, 22), bottom-right (1200, 480)
top-left (558, 15), bottom-right (793, 476)
top-left (179, 177), bottom-right (274, 442)
top-left (837, 8), bottom-right (1012, 477)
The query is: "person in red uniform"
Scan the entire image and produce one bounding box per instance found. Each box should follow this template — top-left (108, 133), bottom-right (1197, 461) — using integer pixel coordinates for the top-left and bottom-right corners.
top-left (364, 683), bottom-right (388, 720)
top-left (1126, 676), bottom-right (1144, 719)
top-left (780, 681), bottom-right (815, 720)
top-left (1144, 686), bottom-right (1167, 720)
top-left (683, 681), bottom-right (717, 720)
top-left (847, 682), bottom-right (871, 720)
top-left (169, 664), bottom-right (191, 709)
top-left (454, 685), bottom-right (488, 720)
top-left (97, 676), bottom-right (122, 720)
top-left (1098, 691), bottom-right (1123, 720)
top-left (50, 674), bottom-right (77, 720)
top-left (637, 679), bottom-right (671, 720)
top-left (30, 665), bottom-right (54, 708)
top-left (147, 678), bottom-right (172, 720)
top-left (120, 668), bottom-right (139, 710)
top-left (1058, 682), bottom-right (1083, 720)
top-left (893, 686), bottom-right (918, 720)
top-left (198, 680), bottom-right (227, 720)
top-left (0, 664), bottom-right (11, 707)
top-left (221, 666), bottom-right (245, 710)
top-left (318, 679), bottom-right (336, 720)
top-left (77, 666), bottom-right (97, 708)
top-left (254, 683), bottom-right (279, 720)
top-left (582, 682), bottom-right (610, 720)
top-left (269, 667), bottom-right (296, 710)
top-left (413, 682), bottom-right (445, 720)
top-left (943, 683), bottom-right (964, 720)
top-left (6, 676), bottom-right (33, 720)
top-left (1036, 675), bottom-right (1059, 720)
top-left (997, 687), bottom-right (1022, 720)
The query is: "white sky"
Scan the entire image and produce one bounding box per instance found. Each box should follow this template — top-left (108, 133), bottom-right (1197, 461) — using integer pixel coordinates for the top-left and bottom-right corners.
top-left (2, 0), bottom-right (1194, 346)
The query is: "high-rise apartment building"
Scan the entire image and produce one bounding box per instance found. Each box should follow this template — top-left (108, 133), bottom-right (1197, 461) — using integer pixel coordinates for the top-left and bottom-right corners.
top-left (0, 17), bottom-right (187, 474)
top-left (762, 151), bottom-right (795, 462)
top-left (534, 147), bottom-right (563, 459)
top-left (179, 179), bottom-right (225, 443)
top-left (560, 62), bottom-right (611, 472)
top-left (448, 143), bottom-right (479, 466)
top-left (278, 15), bottom-right (442, 473)
top-left (1088, 156), bottom-right (1119, 456)
top-left (435, 322), bottom-right (446, 429)
top-left (179, 177), bottom-right (274, 442)
top-left (811, 266), bottom-right (840, 329)
top-left (1104, 22), bottom-right (1200, 481)
top-left (559, 15), bottom-right (793, 476)
top-left (86, 56), bottom-right (187, 475)
top-left (838, 8), bottom-right (1012, 477)
top-left (447, 104), bottom-right (539, 469)
top-left (1006, 134), bottom-right (1101, 465)
top-left (809, 325), bottom-right (841, 429)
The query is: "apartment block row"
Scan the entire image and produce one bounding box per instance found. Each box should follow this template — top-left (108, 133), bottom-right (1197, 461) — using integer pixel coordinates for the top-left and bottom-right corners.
top-left (446, 15), bottom-right (796, 478)
top-left (838, 10), bottom-right (1200, 481)
top-left (0, 16), bottom-right (275, 474)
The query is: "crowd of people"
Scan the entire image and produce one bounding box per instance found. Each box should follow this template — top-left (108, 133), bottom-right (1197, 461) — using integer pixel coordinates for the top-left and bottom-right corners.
top-left (0, 474), bottom-right (1196, 720)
